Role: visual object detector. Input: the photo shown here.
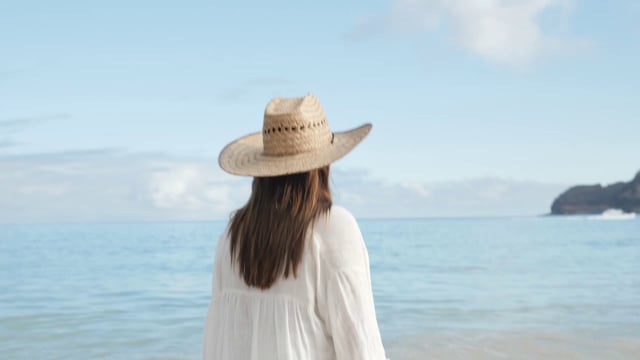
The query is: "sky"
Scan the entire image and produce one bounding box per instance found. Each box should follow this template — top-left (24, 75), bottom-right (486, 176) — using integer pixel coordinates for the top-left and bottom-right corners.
top-left (1, 0), bottom-right (639, 223)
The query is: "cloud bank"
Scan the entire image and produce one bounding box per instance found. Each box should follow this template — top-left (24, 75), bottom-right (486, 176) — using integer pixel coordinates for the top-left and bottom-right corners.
top-left (0, 150), bottom-right (249, 223)
top-left (332, 168), bottom-right (566, 218)
top-left (0, 151), bottom-right (567, 223)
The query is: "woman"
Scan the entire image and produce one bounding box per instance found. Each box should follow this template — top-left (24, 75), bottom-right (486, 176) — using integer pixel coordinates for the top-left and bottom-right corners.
top-left (204, 93), bottom-right (387, 360)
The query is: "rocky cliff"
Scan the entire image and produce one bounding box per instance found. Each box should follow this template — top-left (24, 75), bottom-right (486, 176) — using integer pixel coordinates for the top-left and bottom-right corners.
top-left (551, 170), bottom-right (640, 215)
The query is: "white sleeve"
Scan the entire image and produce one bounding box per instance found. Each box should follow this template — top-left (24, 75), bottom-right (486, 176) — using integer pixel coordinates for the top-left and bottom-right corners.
top-left (325, 266), bottom-right (387, 360)
top-left (316, 207), bottom-right (387, 359)
top-left (203, 233), bottom-right (226, 359)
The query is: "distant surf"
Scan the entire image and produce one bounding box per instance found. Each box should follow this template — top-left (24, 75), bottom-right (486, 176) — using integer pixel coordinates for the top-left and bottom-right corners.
top-left (588, 208), bottom-right (636, 220)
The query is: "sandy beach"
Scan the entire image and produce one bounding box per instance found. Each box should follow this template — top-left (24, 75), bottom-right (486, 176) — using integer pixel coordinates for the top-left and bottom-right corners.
top-left (386, 331), bottom-right (640, 360)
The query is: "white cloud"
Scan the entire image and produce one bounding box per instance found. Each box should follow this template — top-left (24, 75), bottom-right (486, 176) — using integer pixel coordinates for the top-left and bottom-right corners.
top-left (17, 184), bottom-right (68, 196)
top-left (354, 0), bottom-right (581, 67)
top-left (400, 181), bottom-right (432, 198)
top-left (149, 162), bottom-right (246, 212)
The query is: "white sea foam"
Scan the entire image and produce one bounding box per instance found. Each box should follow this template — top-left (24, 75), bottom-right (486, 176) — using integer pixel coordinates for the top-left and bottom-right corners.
top-left (588, 208), bottom-right (636, 220)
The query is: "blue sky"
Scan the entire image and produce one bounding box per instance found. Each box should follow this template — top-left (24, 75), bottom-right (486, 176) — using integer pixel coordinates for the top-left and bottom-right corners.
top-left (1, 0), bottom-right (639, 222)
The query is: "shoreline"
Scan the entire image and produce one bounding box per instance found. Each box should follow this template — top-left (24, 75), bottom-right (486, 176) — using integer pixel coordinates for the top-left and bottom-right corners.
top-left (385, 330), bottom-right (640, 360)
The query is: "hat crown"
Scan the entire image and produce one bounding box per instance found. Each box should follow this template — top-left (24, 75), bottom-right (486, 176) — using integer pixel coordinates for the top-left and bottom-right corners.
top-left (262, 94), bottom-right (332, 156)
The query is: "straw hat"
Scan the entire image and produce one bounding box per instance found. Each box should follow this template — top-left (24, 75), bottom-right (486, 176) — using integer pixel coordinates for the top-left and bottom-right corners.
top-left (218, 93), bottom-right (371, 177)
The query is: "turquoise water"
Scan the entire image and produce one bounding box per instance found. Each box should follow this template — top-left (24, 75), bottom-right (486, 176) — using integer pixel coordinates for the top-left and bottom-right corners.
top-left (1, 217), bottom-right (639, 359)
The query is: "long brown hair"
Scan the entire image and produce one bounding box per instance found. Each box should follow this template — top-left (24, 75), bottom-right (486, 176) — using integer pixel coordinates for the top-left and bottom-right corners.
top-left (229, 166), bottom-right (332, 289)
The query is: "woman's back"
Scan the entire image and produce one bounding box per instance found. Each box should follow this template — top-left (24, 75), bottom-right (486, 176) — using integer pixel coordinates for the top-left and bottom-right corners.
top-left (203, 205), bottom-right (386, 360)
top-left (205, 93), bottom-right (385, 359)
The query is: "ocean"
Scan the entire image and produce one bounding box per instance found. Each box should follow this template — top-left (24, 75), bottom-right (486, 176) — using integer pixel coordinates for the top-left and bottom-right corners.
top-left (1, 216), bottom-right (639, 359)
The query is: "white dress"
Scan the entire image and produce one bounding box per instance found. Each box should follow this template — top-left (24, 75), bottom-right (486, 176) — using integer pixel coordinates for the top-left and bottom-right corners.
top-left (203, 205), bottom-right (387, 360)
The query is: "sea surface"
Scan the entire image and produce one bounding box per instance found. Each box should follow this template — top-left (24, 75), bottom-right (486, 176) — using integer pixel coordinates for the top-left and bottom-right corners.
top-left (1, 216), bottom-right (639, 359)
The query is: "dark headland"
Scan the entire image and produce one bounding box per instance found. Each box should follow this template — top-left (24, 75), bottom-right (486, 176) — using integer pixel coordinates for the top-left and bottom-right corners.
top-left (550, 170), bottom-right (640, 215)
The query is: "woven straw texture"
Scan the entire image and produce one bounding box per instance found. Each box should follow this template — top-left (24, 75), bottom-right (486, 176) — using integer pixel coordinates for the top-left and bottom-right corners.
top-left (218, 94), bottom-right (371, 177)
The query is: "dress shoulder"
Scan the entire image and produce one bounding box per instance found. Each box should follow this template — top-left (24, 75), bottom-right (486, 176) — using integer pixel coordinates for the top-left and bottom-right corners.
top-left (314, 205), bottom-right (367, 271)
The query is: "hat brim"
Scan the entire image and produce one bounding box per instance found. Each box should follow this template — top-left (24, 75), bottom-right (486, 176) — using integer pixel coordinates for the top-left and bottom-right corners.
top-left (219, 123), bottom-right (372, 177)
